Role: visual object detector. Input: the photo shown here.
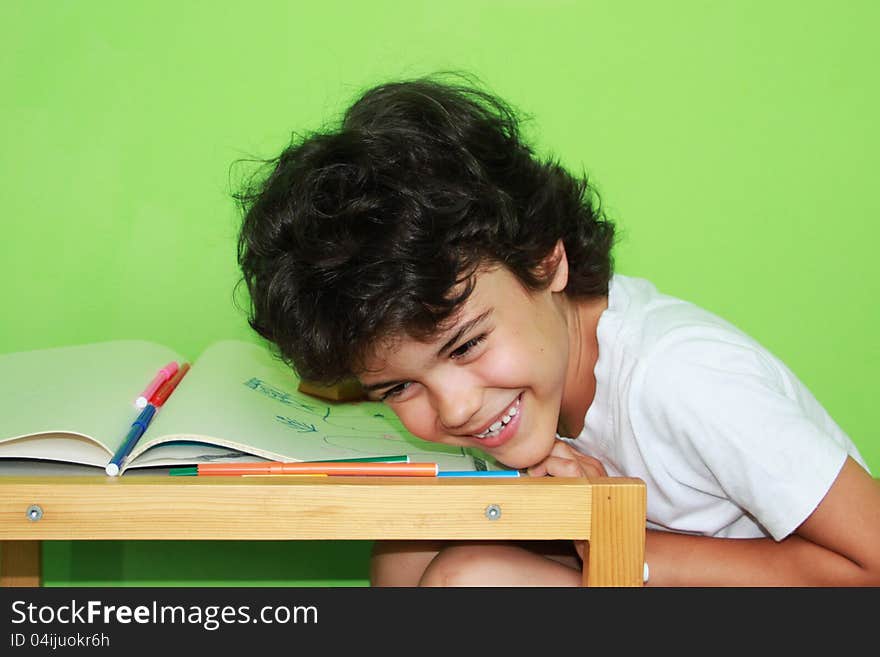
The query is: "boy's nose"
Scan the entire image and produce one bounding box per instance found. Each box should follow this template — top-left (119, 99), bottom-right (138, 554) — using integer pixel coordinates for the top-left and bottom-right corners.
top-left (434, 382), bottom-right (481, 432)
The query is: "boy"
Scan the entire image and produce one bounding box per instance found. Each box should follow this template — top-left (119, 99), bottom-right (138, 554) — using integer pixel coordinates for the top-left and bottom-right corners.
top-left (236, 75), bottom-right (880, 586)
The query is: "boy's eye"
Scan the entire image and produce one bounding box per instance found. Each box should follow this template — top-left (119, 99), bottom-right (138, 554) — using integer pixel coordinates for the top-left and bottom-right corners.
top-left (380, 382), bottom-right (412, 401)
top-left (449, 334), bottom-right (487, 359)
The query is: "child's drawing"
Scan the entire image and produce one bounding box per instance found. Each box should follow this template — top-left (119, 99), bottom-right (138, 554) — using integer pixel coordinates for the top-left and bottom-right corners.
top-left (247, 376), bottom-right (410, 435)
top-left (245, 376), bottom-right (476, 462)
top-left (275, 416), bottom-right (317, 433)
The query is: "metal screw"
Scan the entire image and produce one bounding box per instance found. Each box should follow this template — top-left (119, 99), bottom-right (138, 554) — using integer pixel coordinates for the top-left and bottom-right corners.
top-left (485, 504), bottom-right (502, 521)
top-left (26, 504), bottom-right (43, 522)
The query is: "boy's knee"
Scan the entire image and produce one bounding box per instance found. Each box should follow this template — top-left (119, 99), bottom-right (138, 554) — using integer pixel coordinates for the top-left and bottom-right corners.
top-left (418, 544), bottom-right (497, 587)
top-left (370, 540), bottom-right (446, 587)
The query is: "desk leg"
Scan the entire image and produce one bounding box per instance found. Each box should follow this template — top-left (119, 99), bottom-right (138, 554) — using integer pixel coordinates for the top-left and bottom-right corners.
top-left (1, 540), bottom-right (42, 587)
top-left (584, 481), bottom-right (646, 587)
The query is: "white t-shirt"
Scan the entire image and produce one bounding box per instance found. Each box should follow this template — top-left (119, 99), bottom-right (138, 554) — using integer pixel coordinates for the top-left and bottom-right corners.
top-left (561, 274), bottom-right (868, 541)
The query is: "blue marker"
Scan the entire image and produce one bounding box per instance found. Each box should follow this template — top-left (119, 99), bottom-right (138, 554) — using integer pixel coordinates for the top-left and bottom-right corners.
top-left (106, 404), bottom-right (156, 476)
top-left (437, 470), bottom-right (521, 478)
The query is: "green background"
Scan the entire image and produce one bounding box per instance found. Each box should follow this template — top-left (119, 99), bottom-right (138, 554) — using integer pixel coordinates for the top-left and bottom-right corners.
top-left (2, 1), bottom-right (877, 586)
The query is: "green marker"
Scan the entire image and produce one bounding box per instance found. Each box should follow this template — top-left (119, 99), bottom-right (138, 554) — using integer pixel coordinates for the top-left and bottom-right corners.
top-left (169, 466), bottom-right (198, 476)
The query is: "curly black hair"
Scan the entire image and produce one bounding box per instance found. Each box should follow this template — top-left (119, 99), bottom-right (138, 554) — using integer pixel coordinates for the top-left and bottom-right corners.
top-left (235, 73), bottom-right (615, 384)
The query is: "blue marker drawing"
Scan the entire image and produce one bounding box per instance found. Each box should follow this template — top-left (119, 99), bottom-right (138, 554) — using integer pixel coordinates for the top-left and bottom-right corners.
top-left (275, 416), bottom-right (318, 432)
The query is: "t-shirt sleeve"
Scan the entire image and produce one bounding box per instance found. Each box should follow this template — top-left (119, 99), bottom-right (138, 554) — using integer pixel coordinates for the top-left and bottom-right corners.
top-left (633, 332), bottom-right (847, 540)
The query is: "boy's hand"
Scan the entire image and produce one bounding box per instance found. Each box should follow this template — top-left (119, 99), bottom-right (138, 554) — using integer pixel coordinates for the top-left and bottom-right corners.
top-left (526, 441), bottom-right (607, 478)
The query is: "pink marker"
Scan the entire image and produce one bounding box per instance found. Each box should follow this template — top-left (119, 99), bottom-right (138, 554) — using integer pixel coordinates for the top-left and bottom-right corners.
top-left (135, 361), bottom-right (179, 409)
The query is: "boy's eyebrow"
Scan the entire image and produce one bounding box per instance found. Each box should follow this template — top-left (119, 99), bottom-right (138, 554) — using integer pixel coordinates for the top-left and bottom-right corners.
top-left (436, 309), bottom-right (492, 357)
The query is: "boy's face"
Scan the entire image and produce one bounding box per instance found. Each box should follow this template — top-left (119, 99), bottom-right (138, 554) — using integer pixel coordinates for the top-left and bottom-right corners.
top-left (358, 261), bottom-right (571, 469)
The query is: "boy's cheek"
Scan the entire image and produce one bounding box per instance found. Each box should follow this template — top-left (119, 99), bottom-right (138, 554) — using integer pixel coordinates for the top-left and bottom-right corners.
top-left (477, 348), bottom-right (528, 384)
top-left (397, 413), bottom-right (467, 448)
top-left (392, 406), bottom-right (439, 443)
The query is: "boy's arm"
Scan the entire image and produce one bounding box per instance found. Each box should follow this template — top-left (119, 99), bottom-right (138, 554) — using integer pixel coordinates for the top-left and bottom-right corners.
top-left (644, 457), bottom-right (880, 586)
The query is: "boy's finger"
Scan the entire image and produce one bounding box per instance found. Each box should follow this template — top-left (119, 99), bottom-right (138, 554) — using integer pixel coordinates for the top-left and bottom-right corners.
top-left (539, 455), bottom-right (586, 478)
top-left (573, 453), bottom-right (608, 477)
top-left (549, 441), bottom-right (578, 459)
top-left (526, 462), bottom-right (549, 477)
top-left (551, 441), bottom-right (608, 477)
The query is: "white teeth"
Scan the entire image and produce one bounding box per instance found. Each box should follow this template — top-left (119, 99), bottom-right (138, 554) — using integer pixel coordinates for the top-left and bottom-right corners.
top-left (473, 397), bottom-right (521, 439)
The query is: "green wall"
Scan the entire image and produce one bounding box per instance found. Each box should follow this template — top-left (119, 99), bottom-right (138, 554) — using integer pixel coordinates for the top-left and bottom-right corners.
top-left (2, 1), bottom-right (878, 585)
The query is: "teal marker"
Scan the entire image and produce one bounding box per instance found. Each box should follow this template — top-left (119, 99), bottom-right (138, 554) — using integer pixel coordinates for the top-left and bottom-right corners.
top-left (437, 470), bottom-right (521, 478)
top-left (317, 455), bottom-right (409, 464)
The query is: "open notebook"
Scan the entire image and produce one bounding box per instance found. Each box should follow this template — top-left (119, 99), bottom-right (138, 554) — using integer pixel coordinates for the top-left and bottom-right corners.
top-left (0, 339), bottom-right (502, 475)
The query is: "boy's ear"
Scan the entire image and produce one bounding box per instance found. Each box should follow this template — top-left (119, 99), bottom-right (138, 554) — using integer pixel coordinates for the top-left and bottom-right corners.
top-left (546, 239), bottom-right (569, 293)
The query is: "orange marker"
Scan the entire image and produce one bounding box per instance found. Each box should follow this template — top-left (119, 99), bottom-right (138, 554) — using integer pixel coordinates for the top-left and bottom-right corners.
top-left (196, 461), bottom-right (439, 477)
top-left (149, 362), bottom-right (190, 407)
top-left (240, 474), bottom-right (329, 478)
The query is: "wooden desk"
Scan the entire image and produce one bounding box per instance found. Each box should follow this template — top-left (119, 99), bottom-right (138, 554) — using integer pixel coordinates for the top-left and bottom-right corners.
top-left (0, 475), bottom-right (646, 587)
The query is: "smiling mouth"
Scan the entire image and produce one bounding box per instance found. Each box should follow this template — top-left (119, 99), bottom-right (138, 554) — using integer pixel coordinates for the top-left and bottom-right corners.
top-left (472, 396), bottom-right (521, 440)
